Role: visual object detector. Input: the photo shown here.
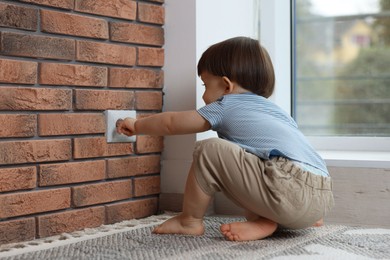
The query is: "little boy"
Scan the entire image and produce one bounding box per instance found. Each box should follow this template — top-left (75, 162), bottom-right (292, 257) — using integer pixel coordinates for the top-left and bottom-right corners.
top-left (116, 36), bottom-right (334, 241)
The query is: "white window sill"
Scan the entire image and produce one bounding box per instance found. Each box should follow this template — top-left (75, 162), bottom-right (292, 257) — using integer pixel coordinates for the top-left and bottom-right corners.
top-left (319, 150), bottom-right (390, 168)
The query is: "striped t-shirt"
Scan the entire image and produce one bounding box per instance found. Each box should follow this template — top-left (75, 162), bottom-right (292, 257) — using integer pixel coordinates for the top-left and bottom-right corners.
top-left (197, 93), bottom-right (329, 176)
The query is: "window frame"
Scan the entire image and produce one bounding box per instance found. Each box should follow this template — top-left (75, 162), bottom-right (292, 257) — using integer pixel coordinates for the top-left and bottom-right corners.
top-left (260, 0), bottom-right (390, 168)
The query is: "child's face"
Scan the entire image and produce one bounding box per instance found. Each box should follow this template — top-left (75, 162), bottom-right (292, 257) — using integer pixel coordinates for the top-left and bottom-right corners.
top-left (200, 71), bottom-right (227, 104)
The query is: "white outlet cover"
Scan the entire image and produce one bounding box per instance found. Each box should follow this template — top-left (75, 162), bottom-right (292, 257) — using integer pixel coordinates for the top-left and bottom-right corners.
top-left (105, 110), bottom-right (137, 143)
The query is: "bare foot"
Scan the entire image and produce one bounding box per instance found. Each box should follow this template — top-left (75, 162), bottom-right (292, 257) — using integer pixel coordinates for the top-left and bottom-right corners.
top-left (153, 214), bottom-right (205, 236)
top-left (220, 218), bottom-right (277, 241)
top-left (313, 218), bottom-right (324, 227)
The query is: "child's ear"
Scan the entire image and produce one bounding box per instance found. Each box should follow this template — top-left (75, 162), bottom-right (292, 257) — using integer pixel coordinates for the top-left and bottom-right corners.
top-left (222, 76), bottom-right (234, 94)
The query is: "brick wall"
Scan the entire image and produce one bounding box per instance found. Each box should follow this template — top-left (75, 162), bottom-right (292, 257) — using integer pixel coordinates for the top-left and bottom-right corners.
top-left (0, 0), bottom-right (164, 244)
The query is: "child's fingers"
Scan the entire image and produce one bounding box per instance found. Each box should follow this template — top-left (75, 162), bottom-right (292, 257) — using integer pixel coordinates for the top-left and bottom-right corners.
top-left (115, 119), bottom-right (125, 134)
top-left (121, 129), bottom-right (133, 136)
top-left (116, 119), bottom-right (124, 127)
top-left (115, 119), bottom-right (134, 136)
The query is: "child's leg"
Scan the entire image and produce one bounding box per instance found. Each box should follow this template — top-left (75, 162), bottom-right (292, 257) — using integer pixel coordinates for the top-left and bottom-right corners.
top-left (220, 210), bottom-right (277, 241)
top-left (153, 163), bottom-right (211, 235)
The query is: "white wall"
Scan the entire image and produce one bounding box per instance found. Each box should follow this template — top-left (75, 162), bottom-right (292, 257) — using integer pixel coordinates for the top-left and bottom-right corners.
top-left (260, 0), bottom-right (291, 114)
top-left (162, 0), bottom-right (256, 194)
top-left (161, 0), bottom-right (197, 194)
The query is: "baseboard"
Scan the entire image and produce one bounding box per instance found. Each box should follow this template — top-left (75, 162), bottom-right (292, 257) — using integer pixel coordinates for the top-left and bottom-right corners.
top-left (325, 166), bottom-right (390, 228)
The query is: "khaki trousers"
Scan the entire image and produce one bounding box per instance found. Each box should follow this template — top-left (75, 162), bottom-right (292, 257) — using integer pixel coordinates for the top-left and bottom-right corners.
top-left (193, 138), bottom-right (334, 229)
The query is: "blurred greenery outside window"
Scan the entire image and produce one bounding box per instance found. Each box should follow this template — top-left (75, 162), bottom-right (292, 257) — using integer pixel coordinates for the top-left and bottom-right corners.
top-left (293, 0), bottom-right (390, 137)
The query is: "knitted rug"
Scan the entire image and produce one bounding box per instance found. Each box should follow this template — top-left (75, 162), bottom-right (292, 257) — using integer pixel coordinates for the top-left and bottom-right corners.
top-left (1, 214), bottom-right (389, 259)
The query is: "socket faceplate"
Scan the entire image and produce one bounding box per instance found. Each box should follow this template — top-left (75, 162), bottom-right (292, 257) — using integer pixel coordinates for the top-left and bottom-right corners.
top-left (105, 110), bottom-right (136, 143)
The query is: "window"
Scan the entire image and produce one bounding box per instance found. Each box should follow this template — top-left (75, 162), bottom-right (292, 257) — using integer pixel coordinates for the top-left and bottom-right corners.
top-left (292, 0), bottom-right (390, 137)
top-left (259, 0), bottom-right (390, 167)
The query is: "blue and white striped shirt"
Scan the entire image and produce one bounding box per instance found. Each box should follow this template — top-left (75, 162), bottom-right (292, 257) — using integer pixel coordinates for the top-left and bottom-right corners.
top-left (197, 93), bottom-right (329, 176)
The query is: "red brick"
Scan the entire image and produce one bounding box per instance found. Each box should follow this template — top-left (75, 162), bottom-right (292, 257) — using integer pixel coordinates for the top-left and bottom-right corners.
top-left (0, 139), bottom-right (71, 165)
top-left (0, 218), bottom-right (35, 244)
top-left (39, 113), bottom-right (105, 136)
top-left (1, 32), bottom-right (75, 60)
top-left (0, 188), bottom-right (71, 218)
top-left (109, 68), bottom-right (163, 89)
top-left (107, 155), bottom-right (160, 178)
top-left (110, 22), bottom-right (164, 46)
top-left (0, 87), bottom-right (72, 110)
top-left (38, 207), bottom-right (105, 237)
top-left (75, 0), bottom-right (136, 20)
top-left (41, 10), bottom-right (108, 39)
top-left (106, 198), bottom-right (158, 224)
top-left (0, 166), bottom-right (36, 192)
top-left (74, 89), bottom-right (134, 110)
top-left (40, 63), bottom-right (107, 87)
top-left (0, 59), bottom-right (37, 84)
top-left (136, 136), bottom-right (164, 154)
top-left (77, 40), bottom-right (136, 66)
top-left (72, 180), bottom-right (132, 207)
top-left (20, 0), bottom-right (74, 9)
top-left (135, 91), bottom-right (163, 110)
top-left (138, 2), bottom-right (165, 25)
top-left (73, 137), bottom-right (133, 159)
top-left (0, 114), bottom-right (37, 138)
top-left (138, 47), bottom-right (164, 67)
top-left (0, 2), bottom-right (38, 31)
top-left (133, 176), bottom-right (160, 197)
top-left (39, 160), bottom-right (106, 186)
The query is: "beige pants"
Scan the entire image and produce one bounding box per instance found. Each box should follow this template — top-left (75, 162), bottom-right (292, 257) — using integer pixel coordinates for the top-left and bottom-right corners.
top-left (193, 138), bottom-right (334, 229)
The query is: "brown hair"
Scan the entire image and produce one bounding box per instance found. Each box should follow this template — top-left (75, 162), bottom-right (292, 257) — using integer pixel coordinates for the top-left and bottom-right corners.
top-left (197, 37), bottom-right (275, 98)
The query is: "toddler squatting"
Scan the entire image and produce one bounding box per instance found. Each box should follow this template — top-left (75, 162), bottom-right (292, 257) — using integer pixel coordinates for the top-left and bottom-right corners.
top-left (116, 36), bottom-right (334, 241)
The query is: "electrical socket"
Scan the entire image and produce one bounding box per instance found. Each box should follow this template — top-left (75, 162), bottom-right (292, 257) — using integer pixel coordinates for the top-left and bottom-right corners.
top-left (105, 110), bottom-right (137, 143)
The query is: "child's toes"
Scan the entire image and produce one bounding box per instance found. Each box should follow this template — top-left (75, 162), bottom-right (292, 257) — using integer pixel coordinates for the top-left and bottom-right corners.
top-left (152, 225), bottom-right (162, 233)
top-left (220, 223), bottom-right (231, 233)
top-left (222, 231), bottom-right (234, 241)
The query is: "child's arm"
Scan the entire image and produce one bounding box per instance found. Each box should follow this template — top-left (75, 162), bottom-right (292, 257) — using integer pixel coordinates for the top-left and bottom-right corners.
top-left (116, 110), bottom-right (211, 136)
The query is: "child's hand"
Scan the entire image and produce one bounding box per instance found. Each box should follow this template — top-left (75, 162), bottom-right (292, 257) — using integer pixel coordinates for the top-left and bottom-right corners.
top-left (116, 117), bottom-right (136, 136)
